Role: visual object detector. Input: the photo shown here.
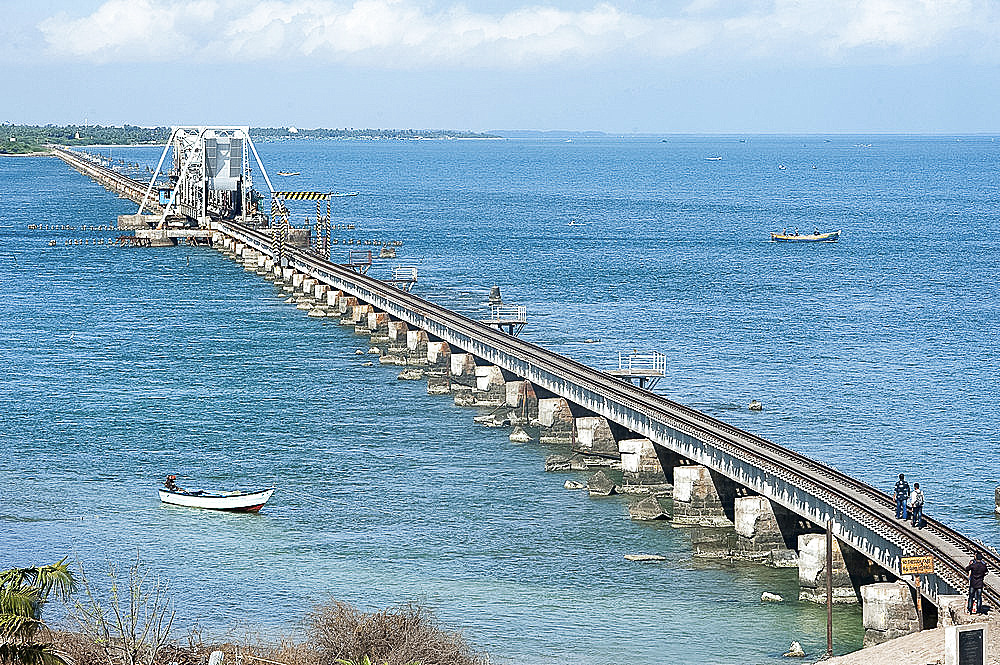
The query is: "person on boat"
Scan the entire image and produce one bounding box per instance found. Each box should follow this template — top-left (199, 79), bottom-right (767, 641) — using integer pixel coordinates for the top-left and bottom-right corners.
top-left (165, 475), bottom-right (180, 491)
top-left (793, 228), bottom-right (799, 236)
top-left (893, 473), bottom-right (910, 519)
top-left (909, 482), bottom-right (925, 527)
top-left (813, 227), bottom-right (819, 236)
top-left (965, 551), bottom-right (989, 614)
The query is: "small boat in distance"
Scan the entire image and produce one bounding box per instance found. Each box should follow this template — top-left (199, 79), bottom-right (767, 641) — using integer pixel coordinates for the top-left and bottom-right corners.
top-left (276, 171), bottom-right (300, 176)
top-left (158, 476), bottom-right (274, 512)
top-left (771, 229), bottom-right (841, 243)
top-left (567, 220), bottom-right (584, 227)
top-left (705, 156), bottom-right (722, 161)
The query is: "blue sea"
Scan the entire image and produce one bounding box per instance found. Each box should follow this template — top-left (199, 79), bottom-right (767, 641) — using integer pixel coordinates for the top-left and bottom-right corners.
top-left (1, 136), bottom-right (998, 664)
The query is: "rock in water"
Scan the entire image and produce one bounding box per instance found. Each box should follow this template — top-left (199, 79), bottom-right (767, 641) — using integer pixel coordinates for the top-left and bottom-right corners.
top-left (761, 592), bottom-right (784, 602)
top-left (397, 368), bottom-right (424, 380)
top-left (629, 494), bottom-right (668, 520)
top-left (624, 554), bottom-right (666, 562)
top-left (510, 426), bottom-right (533, 443)
top-left (563, 480), bottom-right (586, 490)
top-left (544, 454), bottom-right (586, 471)
top-left (748, 400), bottom-right (763, 411)
top-left (587, 470), bottom-right (616, 496)
top-left (782, 641), bottom-right (805, 658)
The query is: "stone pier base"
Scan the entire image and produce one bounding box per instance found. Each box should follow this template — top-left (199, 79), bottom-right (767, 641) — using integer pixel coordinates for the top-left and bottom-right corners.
top-left (536, 397), bottom-right (574, 445)
top-left (733, 496), bottom-right (797, 567)
top-left (573, 416), bottom-right (619, 458)
top-left (405, 330), bottom-right (430, 365)
top-left (861, 582), bottom-right (920, 646)
top-left (449, 353), bottom-right (478, 402)
top-left (797, 533), bottom-right (859, 604)
top-left (505, 380), bottom-right (539, 424)
top-left (619, 438), bottom-right (668, 489)
top-left (671, 465), bottom-right (733, 527)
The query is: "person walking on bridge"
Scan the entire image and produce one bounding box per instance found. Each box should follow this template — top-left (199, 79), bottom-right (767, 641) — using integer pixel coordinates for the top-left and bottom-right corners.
top-left (909, 482), bottom-right (925, 528)
top-left (965, 551), bottom-right (988, 614)
top-left (894, 473), bottom-right (910, 519)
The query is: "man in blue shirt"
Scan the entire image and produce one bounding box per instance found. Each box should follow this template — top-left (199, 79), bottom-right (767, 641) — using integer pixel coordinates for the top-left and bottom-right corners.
top-left (894, 473), bottom-right (910, 519)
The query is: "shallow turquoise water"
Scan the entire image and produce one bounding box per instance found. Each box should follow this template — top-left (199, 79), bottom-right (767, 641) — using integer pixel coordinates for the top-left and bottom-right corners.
top-left (2, 136), bottom-right (999, 664)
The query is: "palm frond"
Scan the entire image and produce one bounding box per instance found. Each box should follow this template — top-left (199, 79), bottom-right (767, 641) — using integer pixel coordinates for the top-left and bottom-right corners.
top-left (0, 642), bottom-right (69, 665)
top-left (0, 559), bottom-right (75, 600)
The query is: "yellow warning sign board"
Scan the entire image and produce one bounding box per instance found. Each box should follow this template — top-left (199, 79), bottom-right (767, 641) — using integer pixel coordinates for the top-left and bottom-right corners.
top-left (900, 555), bottom-right (935, 575)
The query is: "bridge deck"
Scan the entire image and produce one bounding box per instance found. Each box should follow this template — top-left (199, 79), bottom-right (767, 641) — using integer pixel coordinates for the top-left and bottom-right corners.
top-left (224, 219), bottom-right (1000, 608)
top-left (57, 154), bottom-right (1000, 611)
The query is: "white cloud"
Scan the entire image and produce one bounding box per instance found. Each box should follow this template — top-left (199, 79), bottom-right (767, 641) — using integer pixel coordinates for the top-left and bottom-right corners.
top-left (36, 0), bottom-right (1000, 67)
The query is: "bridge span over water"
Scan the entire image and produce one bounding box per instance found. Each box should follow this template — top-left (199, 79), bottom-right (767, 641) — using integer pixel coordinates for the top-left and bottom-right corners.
top-left (53, 141), bottom-right (999, 644)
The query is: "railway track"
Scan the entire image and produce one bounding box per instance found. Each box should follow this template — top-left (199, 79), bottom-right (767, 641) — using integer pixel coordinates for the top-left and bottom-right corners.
top-left (54, 156), bottom-right (998, 609)
top-left (51, 147), bottom-right (163, 213)
top-left (230, 221), bottom-right (998, 608)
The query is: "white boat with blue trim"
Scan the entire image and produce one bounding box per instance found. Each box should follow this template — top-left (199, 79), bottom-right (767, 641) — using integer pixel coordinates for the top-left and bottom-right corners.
top-left (158, 476), bottom-right (274, 512)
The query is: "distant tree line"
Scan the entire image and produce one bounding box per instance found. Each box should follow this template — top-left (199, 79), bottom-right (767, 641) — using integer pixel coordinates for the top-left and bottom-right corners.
top-left (0, 124), bottom-right (498, 154)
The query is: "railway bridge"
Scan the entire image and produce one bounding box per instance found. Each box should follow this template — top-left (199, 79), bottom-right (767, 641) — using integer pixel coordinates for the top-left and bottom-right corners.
top-left (52, 135), bottom-right (1000, 648)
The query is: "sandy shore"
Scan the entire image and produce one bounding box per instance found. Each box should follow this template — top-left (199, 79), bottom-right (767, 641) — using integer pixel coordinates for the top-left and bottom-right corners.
top-left (820, 616), bottom-right (1000, 665)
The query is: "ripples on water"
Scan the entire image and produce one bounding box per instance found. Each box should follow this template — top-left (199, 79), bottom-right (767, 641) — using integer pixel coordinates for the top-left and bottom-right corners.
top-left (2, 136), bottom-right (998, 664)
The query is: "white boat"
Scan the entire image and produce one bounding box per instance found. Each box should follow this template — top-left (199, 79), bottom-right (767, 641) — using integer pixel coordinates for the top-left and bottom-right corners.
top-left (158, 487), bottom-right (275, 512)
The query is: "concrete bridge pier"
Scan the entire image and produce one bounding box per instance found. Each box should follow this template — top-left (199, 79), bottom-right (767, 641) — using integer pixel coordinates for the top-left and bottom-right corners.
top-left (240, 248), bottom-right (259, 271)
top-left (618, 438), bottom-right (668, 489)
top-left (671, 465), bottom-right (736, 528)
top-left (255, 254), bottom-right (270, 276)
top-left (380, 320), bottom-right (410, 365)
top-left (289, 272), bottom-right (306, 294)
top-left (797, 533), bottom-right (859, 604)
top-left (345, 303), bottom-right (374, 329)
top-left (733, 495), bottom-right (799, 567)
top-left (350, 303), bottom-right (375, 333)
top-left (455, 363), bottom-right (506, 407)
top-left (405, 329), bottom-right (431, 366)
top-left (448, 353), bottom-right (478, 400)
top-left (300, 277), bottom-right (318, 298)
top-left (426, 341), bottom-right (452, 395)
top-left (367, 311), bottom-right (392, 345)
top-left (537, 397), bottom-right (575, 445)
top-left (505, 380), bottom-right (539, 425)
top-left (280, 268), bottom-right (296, 292)
top-left (336, 297), bottom-right (360, 323)
top-left (573, 416), bottom-right (621, 459)
top-left (860, 582), bottom-right (921, 646)
top-left (669, 465), bottom-right (739, 558)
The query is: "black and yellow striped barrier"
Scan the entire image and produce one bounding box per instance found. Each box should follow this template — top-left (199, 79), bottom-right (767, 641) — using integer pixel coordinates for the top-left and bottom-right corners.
top-left (274, 191), bottom-right (333, 201)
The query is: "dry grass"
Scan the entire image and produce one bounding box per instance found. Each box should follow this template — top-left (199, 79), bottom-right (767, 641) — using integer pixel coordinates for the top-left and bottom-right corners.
top-left (52, 600), bottom-right (486, 665)
top-left (303, 600), bottom-right (486, 665)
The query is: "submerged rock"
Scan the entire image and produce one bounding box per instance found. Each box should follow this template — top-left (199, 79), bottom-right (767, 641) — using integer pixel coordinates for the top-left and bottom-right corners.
top-left (510, 426), bottom-right (533, 443)
top-left (782, 641), bottom-right (805, 658)
top-left (624, 554), bottom-right (666, 562)
top-left (397, 368), bottom-right (424, 380)
top-left (629, 494), bottom-right (669, 521)
top-left (545, 454), bottom-right (587, 472)
top-left (587, 470), bottom-right (616, 496)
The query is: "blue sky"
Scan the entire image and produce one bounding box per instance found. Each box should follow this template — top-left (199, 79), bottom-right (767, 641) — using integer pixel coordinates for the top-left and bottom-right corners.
top-left (3, 0), bottom-right (999, 133)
